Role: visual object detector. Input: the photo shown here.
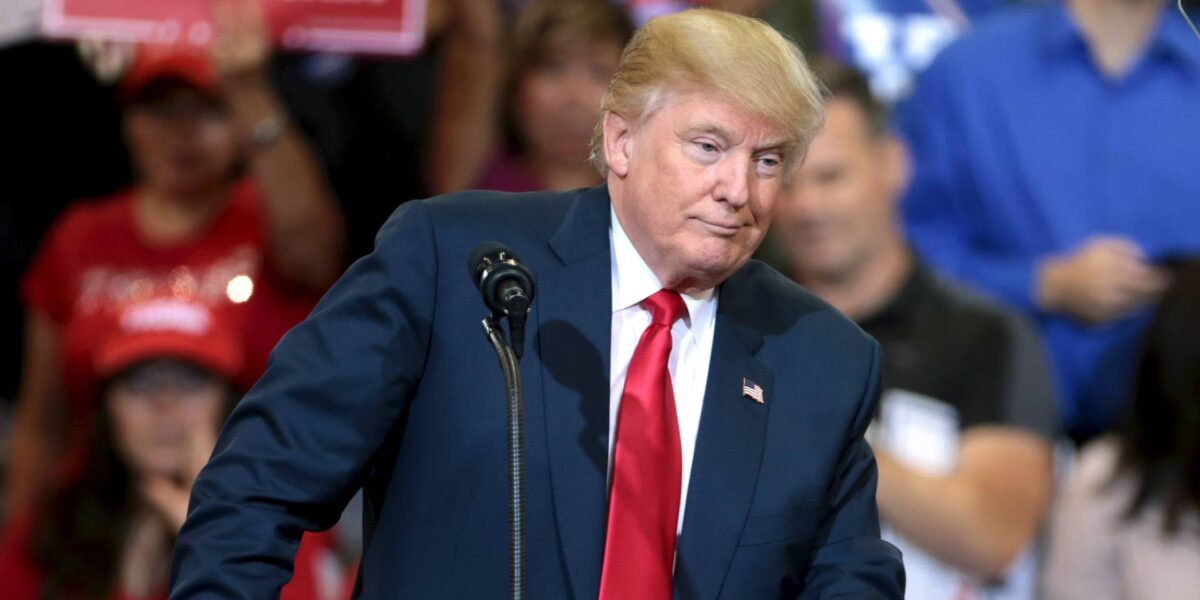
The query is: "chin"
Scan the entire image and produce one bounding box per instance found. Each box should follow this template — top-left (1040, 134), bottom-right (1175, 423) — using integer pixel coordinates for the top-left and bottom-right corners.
top-left (681, 253), bottom-right (747, 289)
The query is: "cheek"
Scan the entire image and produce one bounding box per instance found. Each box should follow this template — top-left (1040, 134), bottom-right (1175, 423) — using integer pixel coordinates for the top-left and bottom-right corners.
top-left (175, 398), bottom-right (220, 432)
top-left (109, 401), bottom-right (144, 438)
top-left (200, 123), bottom-right (237, 157)
top-left (751, 181), bottom-right (781, 222)
top-left (126, 120), bottom-right (164, 161)
top-left (518, 76), bottom-right (562, 118)
top-left (108, 401), bottom-right (154, 461)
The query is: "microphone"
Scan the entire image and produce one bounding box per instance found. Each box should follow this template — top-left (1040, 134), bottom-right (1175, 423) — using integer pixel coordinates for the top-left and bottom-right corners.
top-left (468, 242), bottom-right (535, 358)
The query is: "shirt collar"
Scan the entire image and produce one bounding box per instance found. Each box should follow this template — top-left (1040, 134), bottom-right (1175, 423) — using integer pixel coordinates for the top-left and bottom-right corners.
top-left (609, 207), bottom-right (716, 326)
top-left (1042, 2), bottom-right (1200, 78)
top-left (1041, 3), bottom-right (1089, 58)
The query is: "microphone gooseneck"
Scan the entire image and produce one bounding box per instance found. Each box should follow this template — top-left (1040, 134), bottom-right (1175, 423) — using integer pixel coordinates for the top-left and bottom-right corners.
top-left (469, 241), bottom-right (535, 600)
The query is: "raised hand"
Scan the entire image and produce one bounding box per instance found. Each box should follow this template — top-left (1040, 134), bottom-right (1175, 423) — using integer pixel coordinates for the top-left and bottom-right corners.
top-left (209, 0), bottom-right (271, 83)
top-left (140, 423), bottom-right (218, 532)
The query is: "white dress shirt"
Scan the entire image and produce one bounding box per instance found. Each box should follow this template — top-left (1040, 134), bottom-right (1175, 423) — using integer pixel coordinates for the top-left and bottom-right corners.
top-left (608, 208), bottom-right (718, 535)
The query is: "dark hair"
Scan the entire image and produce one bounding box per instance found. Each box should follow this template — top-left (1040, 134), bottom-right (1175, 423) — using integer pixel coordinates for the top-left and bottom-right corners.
top-left (30, 394), bottom-right (137, 599)
top-left (1114, 259), bottom-right (1200, 535)
top-left (28, 362), bottom-right (235, 599)
top-left (501, 0), bottom-right (635, 155)
top-left (808, 58), bottom-right (888, 138)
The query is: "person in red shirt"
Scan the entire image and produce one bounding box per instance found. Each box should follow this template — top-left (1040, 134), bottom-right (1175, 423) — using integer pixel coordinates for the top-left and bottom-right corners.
top-left (5, 0), bottom-right (344, 514)
top-left (0, 298), bottom-right (353, 600)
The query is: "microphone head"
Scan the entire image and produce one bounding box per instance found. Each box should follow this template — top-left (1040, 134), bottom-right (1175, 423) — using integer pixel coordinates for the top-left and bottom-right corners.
top-left (468, 241), bottom-right (535, 314)
top-left (467, 241), bottom-right (515, 289)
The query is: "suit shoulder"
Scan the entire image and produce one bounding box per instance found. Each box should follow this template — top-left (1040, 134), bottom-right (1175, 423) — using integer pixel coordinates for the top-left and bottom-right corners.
top-left (419, 188), bottom-right (578, 227)
top-left (726, 261), bottom-right (877, 355)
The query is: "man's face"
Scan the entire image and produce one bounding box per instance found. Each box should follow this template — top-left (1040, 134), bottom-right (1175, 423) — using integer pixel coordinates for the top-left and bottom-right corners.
top-left (775, 99), bottom-right (906, 282)
top-left (124, 83), bottom-right (238, 198)
top-left (604, 90), bottom-right (790, 291)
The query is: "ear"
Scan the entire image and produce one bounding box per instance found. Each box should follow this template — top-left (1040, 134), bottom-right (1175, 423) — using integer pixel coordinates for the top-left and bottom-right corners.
top-left (882, 134), bottom-right (911, 205)
top-left (602, 111), bottom-right (634, 178)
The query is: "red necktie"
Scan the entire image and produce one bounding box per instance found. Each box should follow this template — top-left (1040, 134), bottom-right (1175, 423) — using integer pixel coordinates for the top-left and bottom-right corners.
top-left (599, 289), bottom-right (686, 600)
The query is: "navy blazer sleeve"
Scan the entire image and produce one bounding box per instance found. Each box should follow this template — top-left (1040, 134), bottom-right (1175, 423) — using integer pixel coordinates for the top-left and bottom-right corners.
top-left (801, 342), bottom-right (906, 598)
top-left (169, 201), bottom-right (438, 599)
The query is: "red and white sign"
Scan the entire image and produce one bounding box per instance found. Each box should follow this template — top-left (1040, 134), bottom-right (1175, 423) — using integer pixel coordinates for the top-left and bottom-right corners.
top-left (43, 0), bottom-right (426, 56)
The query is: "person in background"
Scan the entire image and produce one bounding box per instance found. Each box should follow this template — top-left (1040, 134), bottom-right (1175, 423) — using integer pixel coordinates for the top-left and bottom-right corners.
top-left (0, 298), bottom-right (350, 600)
top-left (5, 0), bottom-right (344, 515)
top-left (426, 0), bottom-right (634, 194)
top-left (1042, 259), bottom-right (1200, 600)
top-left (775, 59), bottom-right (1056, 598)
top-left (170, 10), bottom-right (904, 597)
top-left (898, 0), bottom-right (1200, 441)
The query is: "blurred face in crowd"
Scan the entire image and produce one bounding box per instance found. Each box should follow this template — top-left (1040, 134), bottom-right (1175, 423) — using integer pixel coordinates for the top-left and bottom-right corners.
top-left (604, 88), bottom-right (791, 291)
top-left (775, 99), bottom-right (909, 282)
top-left (123, 81), bottom-right (239, 198)
top-left (106, 360), bottom-right (227, 479)
top-left (515, 35), bottom-right (623, 165)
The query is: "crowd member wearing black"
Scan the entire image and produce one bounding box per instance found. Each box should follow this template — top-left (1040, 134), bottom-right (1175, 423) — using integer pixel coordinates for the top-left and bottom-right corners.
top-left (774, 60), bottom-right (1057, 598)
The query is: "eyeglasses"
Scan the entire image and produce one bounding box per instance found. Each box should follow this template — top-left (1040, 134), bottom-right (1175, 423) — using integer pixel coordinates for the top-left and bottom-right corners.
top-left (1182, 0), bottom-right (1200, 41)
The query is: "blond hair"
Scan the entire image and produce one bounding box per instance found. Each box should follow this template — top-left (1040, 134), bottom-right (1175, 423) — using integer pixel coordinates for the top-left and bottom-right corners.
top-left (588, 8), bottom-right (825, 175)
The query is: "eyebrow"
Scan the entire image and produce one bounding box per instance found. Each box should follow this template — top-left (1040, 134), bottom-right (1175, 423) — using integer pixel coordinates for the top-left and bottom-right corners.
top-left (686, 122), bottom-right (789, 154)
top-left (687, 122), bottom-right (734, 144)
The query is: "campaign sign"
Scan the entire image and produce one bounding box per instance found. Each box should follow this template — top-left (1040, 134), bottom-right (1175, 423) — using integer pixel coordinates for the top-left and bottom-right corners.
top-left (43, 0), bottom-right (426, 56)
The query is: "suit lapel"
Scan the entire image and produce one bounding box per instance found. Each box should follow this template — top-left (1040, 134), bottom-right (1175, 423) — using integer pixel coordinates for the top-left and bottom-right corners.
top-left (536, 186), bottom-right (612, 600)
top-left (673, 274), bottom-right (773, 600)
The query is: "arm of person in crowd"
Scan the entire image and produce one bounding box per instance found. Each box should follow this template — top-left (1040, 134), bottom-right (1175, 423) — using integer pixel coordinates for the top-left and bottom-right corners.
top-left (424, 0), bottom-right (505, 194)
top-left (3, 313), bottom-right (66, 514)
top-left (875, 427), bottom-right (1053, 580)
top-left (802, 342), bottom-right (906, 599)
top-left (169, 201), bottom-right (438, 599)
top-left (211, 0), bottom-right (345, 290)
top-left (1035, 236), bottom-right (1171, 324)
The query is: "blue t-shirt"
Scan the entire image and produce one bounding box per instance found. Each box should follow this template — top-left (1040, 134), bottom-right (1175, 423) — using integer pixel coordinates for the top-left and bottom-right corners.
top-left (897, 3), bottom-right (1200, 437)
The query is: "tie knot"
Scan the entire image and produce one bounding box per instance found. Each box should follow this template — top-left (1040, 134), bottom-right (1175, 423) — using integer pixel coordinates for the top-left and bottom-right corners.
top-left (642, 289), bottom-right (686, 327)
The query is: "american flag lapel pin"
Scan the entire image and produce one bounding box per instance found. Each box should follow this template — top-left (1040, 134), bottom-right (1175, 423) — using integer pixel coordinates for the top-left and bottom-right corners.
top-left (742, 377), bottom-right (765, 404)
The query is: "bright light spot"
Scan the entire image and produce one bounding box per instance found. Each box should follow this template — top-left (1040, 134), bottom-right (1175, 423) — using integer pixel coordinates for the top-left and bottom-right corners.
top-left (226, 274), bottom-right (254, 304)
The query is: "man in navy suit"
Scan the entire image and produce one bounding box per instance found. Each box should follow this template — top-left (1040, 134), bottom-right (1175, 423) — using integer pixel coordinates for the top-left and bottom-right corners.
top-left (170, 9), bottom-right (905, 599)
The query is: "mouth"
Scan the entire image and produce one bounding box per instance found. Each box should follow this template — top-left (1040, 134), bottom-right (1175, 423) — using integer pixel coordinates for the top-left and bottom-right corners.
top-left (694, 218), bottom-right (745, 237)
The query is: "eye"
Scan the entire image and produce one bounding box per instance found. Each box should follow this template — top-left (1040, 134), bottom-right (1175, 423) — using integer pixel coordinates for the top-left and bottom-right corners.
top-left (755, 154), bottom-right (784, 176)
top-left (696, 141), bottom-right (719, 153)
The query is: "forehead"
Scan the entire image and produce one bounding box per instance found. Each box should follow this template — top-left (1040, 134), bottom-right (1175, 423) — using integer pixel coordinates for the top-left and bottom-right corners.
top-left (643, 88), bottom-right (791, 146)
top-left (801, 100), bottom-right (873, 164)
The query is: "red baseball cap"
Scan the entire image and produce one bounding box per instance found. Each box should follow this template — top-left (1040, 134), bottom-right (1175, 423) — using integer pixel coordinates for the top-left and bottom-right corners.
top-left (93, 298), bottom-right (243, 384)
top-left (118, 43), bottom-right (222, 103)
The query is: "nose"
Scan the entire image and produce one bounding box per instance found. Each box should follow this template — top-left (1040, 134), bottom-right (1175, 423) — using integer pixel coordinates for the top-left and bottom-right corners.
top-left (713, 156), bottom-right (751, 209)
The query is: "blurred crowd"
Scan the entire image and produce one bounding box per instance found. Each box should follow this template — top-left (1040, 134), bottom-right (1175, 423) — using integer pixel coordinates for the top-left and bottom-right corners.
top-left (1, 0), bottom-right (1198, 598)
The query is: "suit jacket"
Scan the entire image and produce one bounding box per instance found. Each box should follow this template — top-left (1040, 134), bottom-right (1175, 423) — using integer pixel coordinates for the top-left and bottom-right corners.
top-left (169, 185), bottom-right (904, 599)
